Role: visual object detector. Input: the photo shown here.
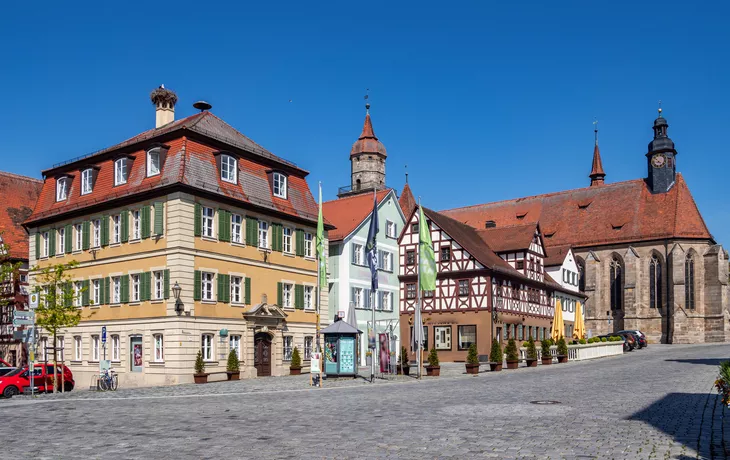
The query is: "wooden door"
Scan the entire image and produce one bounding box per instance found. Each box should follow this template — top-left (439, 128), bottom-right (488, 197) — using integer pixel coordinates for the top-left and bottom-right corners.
top-left (254, 333), bottom-right (271, 377)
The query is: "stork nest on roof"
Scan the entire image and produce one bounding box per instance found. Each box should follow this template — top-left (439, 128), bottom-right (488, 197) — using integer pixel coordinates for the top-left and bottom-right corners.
top-left (150, 86), bottom-right (178, 105)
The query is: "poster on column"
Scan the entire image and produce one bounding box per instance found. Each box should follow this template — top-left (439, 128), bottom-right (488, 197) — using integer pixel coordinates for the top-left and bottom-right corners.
top-left (339, 337), bottom-right (355, 374)
top-left (379, 333), bottom-right (390, 373)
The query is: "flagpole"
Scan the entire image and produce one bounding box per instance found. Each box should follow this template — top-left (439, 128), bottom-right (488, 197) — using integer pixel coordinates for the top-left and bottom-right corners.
top-left (370, 188), bottom-right (377, 384)
top-left (417, 197), bottom-right (422, 380)
top-left (315, 182), bottom-right (323, 386)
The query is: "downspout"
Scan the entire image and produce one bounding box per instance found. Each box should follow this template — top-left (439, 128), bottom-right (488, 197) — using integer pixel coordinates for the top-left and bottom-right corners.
top-left (665, 239), bottom-right (671, 344)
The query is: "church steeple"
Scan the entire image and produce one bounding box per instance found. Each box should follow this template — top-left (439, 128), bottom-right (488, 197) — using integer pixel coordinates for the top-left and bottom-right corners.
top-left (646, 104), bottom-right (677, 194)
top-left (589, 119), bottom-right (606, 187)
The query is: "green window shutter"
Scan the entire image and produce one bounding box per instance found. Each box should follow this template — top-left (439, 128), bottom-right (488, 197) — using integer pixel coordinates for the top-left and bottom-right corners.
top-left (277, 282), bottom-right (283, 306)
top-left (217, 273), bottom-right (225, 302)
top-left (194, 203), bottom-right (202, 237)
top-left (218, 209), bottom-right (229, 242)
top-left (35, 233), bottom-right (40, 260)
top-left (246, 217), bottom-right (258, 247)
top-left (101, 215), bottom-right (109, 247)
top-left (225, 211), bottom-right (231, 242)
top-left (164, 269), bottom-right (170, 299)
top-left (82, 280), bottom-right (90, 306)
top-left (121, 275), bottom-right (129, 304)
top-left (244, 277), bottom-right (251, 305)
top-left (48, 229), bottom-right (56, 257)
top-left (104, 277), bottom-right (110, 305)
top-left (295, 284), bottom-right (304, 309)
top-left (218, 274), bottom-right (230, 303)
top-left (272, 223), bottom-right (282, 252)
top-left (121, 211), bottom-right (129, 243)
top-left (225, 275), bottom-right (231, 303)
top-left (64, 224), bottom-right (72, 254)
top-left (141, 206), bottom-right (151, 239)
top-left (154, 202), bottom-right (164, 236)
top-left (194, 270), bottom-right (202, 301)
top-left (82, 221), bottom-right (90, 250)
top-left (145, 272), bottom-right (152, 301)
top-left (295, 229), bottom-right (304, 256)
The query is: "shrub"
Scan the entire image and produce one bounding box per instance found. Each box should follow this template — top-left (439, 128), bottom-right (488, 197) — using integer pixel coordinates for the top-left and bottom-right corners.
top-left (557, 337), bottom-right (568, 356)
top-left (194, 350), bottom-right (205, 374)
top-left (466, 343), bottom-right (479, 365)
top-left (579, 338), bottom-right (587, 345)
top-left (526, 336), bottom-right (538, 360)
top-left (226, 350), bottom-right (240, 372)
top-left (400, 346), bottom-right (410, 368)
top-left (541, 339), bottom-right (552, 358)
top-left (427, 347), bottom-right (440, 367)
top-left (505, 338), bottom-right (519, 362)
top-left (601, 337), bottom-right (607, 342)
top-left (489, 338), bottom-right (503, 364)
top-left (290, 347), bottom-right (302, 369)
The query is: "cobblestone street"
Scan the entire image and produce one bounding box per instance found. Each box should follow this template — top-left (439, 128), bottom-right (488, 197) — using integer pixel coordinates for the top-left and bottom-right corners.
top-left (2, 344), bottom-right (728, 459)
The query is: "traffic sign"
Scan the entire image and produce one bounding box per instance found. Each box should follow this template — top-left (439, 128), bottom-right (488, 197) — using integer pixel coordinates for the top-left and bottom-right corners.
top-left (101, 326), bottom-right (107, 343)
top-left (12, 329), bottom-right (34, 343)
top-left (13, 318), bottom-right (34, 327)
top-left (29, 292), bottom-right (39, 309)
top-left (13, 310), bottom-right (34, 320)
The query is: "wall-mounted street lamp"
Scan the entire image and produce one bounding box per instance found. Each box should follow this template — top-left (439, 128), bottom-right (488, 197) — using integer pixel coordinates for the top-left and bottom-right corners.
top-left (173, 281), bottom-right (183, 315)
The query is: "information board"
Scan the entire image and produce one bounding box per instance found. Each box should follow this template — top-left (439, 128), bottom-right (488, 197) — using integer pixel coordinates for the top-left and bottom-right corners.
top-left (339, 337), bottom-right (356, 374)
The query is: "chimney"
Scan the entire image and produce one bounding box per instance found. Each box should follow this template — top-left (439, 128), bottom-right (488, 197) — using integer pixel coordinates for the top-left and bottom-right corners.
top-left (150, 85), bottom-right (178, 128)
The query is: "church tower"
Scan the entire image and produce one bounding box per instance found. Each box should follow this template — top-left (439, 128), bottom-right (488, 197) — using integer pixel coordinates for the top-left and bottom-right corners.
top-left (646, 107), bottom-right (677, 194)
top-left (338, 101), bottom-right (387, 198)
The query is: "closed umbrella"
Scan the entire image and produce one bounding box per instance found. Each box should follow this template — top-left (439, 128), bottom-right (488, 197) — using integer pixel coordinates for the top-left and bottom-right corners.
top-left (552, 299), bottom-right (565, 341)
top-left (345, 301), bottom-right (357, 329)
top-left (573, 301), bottom-right (586, 340)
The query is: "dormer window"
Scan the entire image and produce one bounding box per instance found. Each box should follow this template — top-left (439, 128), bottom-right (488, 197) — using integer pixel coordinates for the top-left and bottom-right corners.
top-left (56, 177), bottom-right (69, 201)
top-left (147, 148), bottom-right (161, 177)
top-left (273, 172), bottom-right (287, 199)
top-left (114, 158), bottom-right (128, 185)
top-left (221, 154), bottom-right (237, 183)
top-left (81, 168), bottom-right (94, 195)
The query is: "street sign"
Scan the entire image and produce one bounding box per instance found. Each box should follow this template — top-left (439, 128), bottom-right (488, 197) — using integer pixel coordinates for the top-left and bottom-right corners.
top-left (12, 328), bottom-right (34, 343)
top-left (29, 292), bottom-right (39, 309)
top-left (13, 311), bottom-right (34, 321)
top-left (101, 326), bottom-right (107, 343)
top-left (13, 318), bottom-right (34, 327)
top-left (310, 352), bottom-right (321, 374)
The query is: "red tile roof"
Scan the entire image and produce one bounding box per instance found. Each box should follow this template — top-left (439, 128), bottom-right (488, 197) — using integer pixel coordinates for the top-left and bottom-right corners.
top-left (589, 143), bottom-right (606, 186)
top-left (477, 223), bottom-right (538, 253)
top-left (350, 113), bottom-right (387, 157)
top-left (0, 172), bottom-right (42, 260)
top-left (441, 174), bottom-right (712, 249)
top-left (323, 190), bottom-right (391, 242)
top-left (543, 244), bottom-right (572, 267)
top-left (399, 183), bottom-right (416, 215)
top-left (27, 112), bottom-right (326, 227)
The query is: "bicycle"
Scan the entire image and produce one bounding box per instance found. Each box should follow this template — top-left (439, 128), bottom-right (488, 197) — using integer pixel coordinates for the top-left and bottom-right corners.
top-left (98, 369), bottom-right (118, 391)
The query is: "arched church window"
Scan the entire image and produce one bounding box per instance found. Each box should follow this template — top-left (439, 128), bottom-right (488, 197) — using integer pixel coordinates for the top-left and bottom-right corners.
top-left (609, 257), bottom-right (623, 311)
top-left (577, 258), bottom-right (586, 292)
top-left (685, 254), bottom-right (695, 310)
top-left (356, 179), bottom-right (361, 191)
top-left (649, 254), bottom-right (662, 309)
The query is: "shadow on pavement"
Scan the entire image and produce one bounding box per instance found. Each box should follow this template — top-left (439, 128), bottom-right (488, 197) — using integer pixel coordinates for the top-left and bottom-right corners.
top-left (665, 358), bottom-right (727, 367)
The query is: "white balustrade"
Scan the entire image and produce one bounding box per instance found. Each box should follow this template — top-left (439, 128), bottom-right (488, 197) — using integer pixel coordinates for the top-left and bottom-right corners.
top-left (519, 342), bottom-right (623, 362)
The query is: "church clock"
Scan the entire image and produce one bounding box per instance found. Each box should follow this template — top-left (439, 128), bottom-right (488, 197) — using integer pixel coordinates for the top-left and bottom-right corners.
top-left (651, 154), bottom-right (666, 168)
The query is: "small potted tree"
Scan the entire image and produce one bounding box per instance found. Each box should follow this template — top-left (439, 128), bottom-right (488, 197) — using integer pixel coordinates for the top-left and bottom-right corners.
top-left (290, 347), bottom-right (302, 375)
top-left (465, 343), bottom-right (480, 374)
top-left (226, 350), bottom-right (240, 380)
top-left (489, 338), bottom-right (503, 372)
top-left (556, 337), bottom-right (569, 363)
top-left (398, 346), bottom-right (410, 376)
top-left (525, 336), bottom-right (538, 368)
top-left (505, 338), bottom-right (519, 369)
top-left (541, 339), bottom-right (553, 365)
top-left (426, 347), bottom-right (440, 376)
top-left (194, 350), bottom-right (208, 384)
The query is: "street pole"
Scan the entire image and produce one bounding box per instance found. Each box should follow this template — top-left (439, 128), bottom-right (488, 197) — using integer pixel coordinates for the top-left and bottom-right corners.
top-left (416, 198), bottom-right (422, 380)
top-left (370, 290), bottom-right (376, 383)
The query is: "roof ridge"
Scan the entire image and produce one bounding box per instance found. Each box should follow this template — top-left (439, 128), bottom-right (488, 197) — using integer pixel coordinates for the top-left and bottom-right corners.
top-left (322, 188), bottom-right (392, 205)
top-left (0, 170), bottom-right (43, 182)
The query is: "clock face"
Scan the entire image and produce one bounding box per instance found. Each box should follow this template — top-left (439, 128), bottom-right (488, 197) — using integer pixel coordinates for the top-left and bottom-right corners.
top-left (651, 154), bottom-right (666, 168)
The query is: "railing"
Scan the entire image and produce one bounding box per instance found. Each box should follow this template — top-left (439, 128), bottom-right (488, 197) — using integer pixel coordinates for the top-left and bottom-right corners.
top-left (337, 183), bottom-right (389, 196)
top-left (519, 342), bottom-right (623, 362)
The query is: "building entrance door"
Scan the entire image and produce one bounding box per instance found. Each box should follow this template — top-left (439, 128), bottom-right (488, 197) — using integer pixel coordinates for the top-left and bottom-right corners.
top-left (254, 333), bottom-right (271, 377)
top-left (130, 336), bottom-right (143, 372)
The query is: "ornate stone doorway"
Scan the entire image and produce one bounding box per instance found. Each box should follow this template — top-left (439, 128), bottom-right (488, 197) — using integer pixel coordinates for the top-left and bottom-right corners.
top-left (254, 333), bottom-right (272, 377)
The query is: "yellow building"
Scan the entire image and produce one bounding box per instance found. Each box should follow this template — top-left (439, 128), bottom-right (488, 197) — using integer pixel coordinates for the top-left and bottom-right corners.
top-left (25, 87), bottom-right (330, 386)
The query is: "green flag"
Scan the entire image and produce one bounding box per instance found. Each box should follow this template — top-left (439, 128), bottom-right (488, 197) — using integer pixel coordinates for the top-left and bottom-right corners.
top-left (419, 206), bottom-right (436, 291)
top-left (316, 183), bottom-right (327, 288)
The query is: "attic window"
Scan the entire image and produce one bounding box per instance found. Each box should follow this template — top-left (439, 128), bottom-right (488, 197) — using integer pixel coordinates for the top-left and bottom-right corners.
top-left (81, 168), bottom-right (94, 195)
top-left (516, 212), bottom-right (528, 220)
top-left (577, 200), bottom-right (593, 210)
top-left (273, 172), bottom-right (288, 199)
top-left (220, 154), bottom-right (237, 184)
top-left (544, 231), bottom-right (556, 238)
top-left (611, 223), bottom-right (624, 230)
top-left (485, 220), bottom-right (496, 229)
top-left (56, 177), bottom-right (69, 201)
top-left (147, 148), bottom-right (161, 177)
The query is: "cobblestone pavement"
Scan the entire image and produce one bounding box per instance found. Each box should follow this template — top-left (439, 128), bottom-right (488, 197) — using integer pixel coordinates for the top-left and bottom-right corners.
top-left (2, 344), bottom-right (728, 459)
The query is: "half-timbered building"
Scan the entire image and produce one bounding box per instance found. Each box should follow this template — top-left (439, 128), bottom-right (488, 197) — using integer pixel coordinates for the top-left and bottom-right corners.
top-left (399, 207), bottom-right (582, 362)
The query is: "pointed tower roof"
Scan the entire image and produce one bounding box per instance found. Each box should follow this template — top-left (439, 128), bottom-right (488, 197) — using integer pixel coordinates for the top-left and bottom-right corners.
top-left (589, 121), bottom-right (605, 186)
top-left (399, 182), bottom-right (416, 215)
top-left (350, 113), bottom-right (387, 157)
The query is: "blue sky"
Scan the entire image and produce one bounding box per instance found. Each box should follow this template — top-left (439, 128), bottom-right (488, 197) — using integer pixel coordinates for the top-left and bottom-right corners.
top-left (1, 1), bottom-right (728, 246)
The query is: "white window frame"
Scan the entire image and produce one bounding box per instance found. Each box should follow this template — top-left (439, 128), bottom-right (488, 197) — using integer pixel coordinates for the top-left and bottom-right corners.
top-left (114, 158), bottom-right (128, 185)
top-left (81, 168), bottom-right (93, 195)
top-left (132, 210), bottom-right (141, 240)
top-left (229, 335), bottom-right (241, 359)
top-left (91, 279), bottom-right (100, 305)
top-left (112, 276), bottom-right (121, 304)
top-left (304, 232), bottom-right (313, 258)
top-left (56, 177), bottom-right (68, 201)
top-left (434, 326), bottom-right (452, 350)
top-left (73, 281), bottom-right (83, 307)
top-left (352, 243), bottom-right (363, 266)
top-left (91, 335), bottom-right (100, 361)
top-left (202, 207), bottom-right (214, 238)
top-left (129, 274), bottom-right (140, 302)
top-left (112, 214), bottom-right (121, 244)
top-left (304, 285), bottom-right (313, 309)
top-left (258, 221), bottom-right (269, 249)
top-left (153, 334), bottom-right (164, 362)
top-left (58, 227), bottom-right (65, 254)
top-left (283, 227), bottom-right (293, 253)
top-left (42, 231), bottom-right (49, 258)
top-left (231, 276), bottom-right (242, 304)
top-left (111, 335), bottom-right (120, 362)
top-left (147, 148), bottom-right (161, 177)
top-left (272, 172), bottom-right (287, 199)
top-left (282, 283), bottom-right (293, 308)
top-left (202, 272), bottom-right (214, 301)
top-left (74, 336), bottom-right (82, 361)
top-left (352, 286), bottom-right (363, 308)
top-left (221, 154), bottom-right (237, 183)
top-left (304, 336), bottom-right (313, 360)
top-left (201, 334), bottom-right (214, 361)
top-left (283, 336), bottom-right (293, 361)
top-left (75, 223), bottom-right (83, 251)
top-left (386, 220), bottom-right (397, 238)
top-left (92, 218), bottom-right (101, 248)
top-left (231, 214), bottom-right (242, 243)
top-left (382, 291), bottom-right (392, 311)
top-left (153, 271), bottom-right (164, 300)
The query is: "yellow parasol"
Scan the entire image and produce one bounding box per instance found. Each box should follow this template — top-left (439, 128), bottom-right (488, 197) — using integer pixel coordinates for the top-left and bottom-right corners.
top-left (573, 301), bottom-right (586, 340)
top-left (552, 298), bottom-right (565, 341)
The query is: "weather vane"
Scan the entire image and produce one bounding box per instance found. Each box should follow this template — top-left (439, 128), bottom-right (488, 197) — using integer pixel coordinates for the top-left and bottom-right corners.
top-left (365, 88), bottom-right (370, 113)
top-left (593, 117), bottom-right (599, 145)
top-left (658, 99), bottom-right (662, 115)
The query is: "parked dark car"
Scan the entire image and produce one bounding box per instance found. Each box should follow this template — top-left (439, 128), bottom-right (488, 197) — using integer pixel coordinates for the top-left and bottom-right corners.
top-left (598, 333), bottom-right (635, 352)
top-left (619, 330), bottom-right (647, 348)
top-left (615, 332), bottom-right (639, 350)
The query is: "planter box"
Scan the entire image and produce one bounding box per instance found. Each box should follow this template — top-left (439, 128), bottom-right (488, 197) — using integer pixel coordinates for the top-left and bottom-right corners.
top-left (290, 367), bottom-right (302, 376)
top-left (506, 360), bottom-right (519, 370)
top-left (465, 363), bottom-right (480, 375)
top-left (227, 371), bottom-right (240, 381)
top-left (402, 366), bottom-right (410, 376)
top-left (557, 355), bottom-right (568, 364)
top-left (194, 373), bottom-right (208, 384)
top-left (526, 358), bottom-right (537, 368)
top-left (541, 357), bottom-right (553, 365)
top-left (489, 362), bottom-right (502, 372)
top-left (426, 366), bottom-right (440, 377)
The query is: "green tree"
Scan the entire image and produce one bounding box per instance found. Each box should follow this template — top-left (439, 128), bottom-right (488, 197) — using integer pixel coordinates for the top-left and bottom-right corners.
top-left (541, 338), bottom-right (552, 358)
top-left (226, 349), bottom-right (240, 372)
top-left (194, 350), bottom-right (206, 374)
top-left (526, 336), bottom-right (538, 360)
top-left (427, 347), bottom-right (439, 367)
top-left (505, 338), bottom-right (519, 362)
top-left (33, 260), bottom-right (90, 393)
top-left (290, 346), bottom-right (302, 369)
top-left (489, 338), bottom-right (503, 364)
top-left (400, 345), bottom-right (409, 368)
top-left (466, 343), bottom-right (479, 365)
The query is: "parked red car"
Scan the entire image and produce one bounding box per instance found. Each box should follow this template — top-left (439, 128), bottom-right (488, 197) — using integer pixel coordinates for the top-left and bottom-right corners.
top-left (0, 364), bottom-right (75, 398)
